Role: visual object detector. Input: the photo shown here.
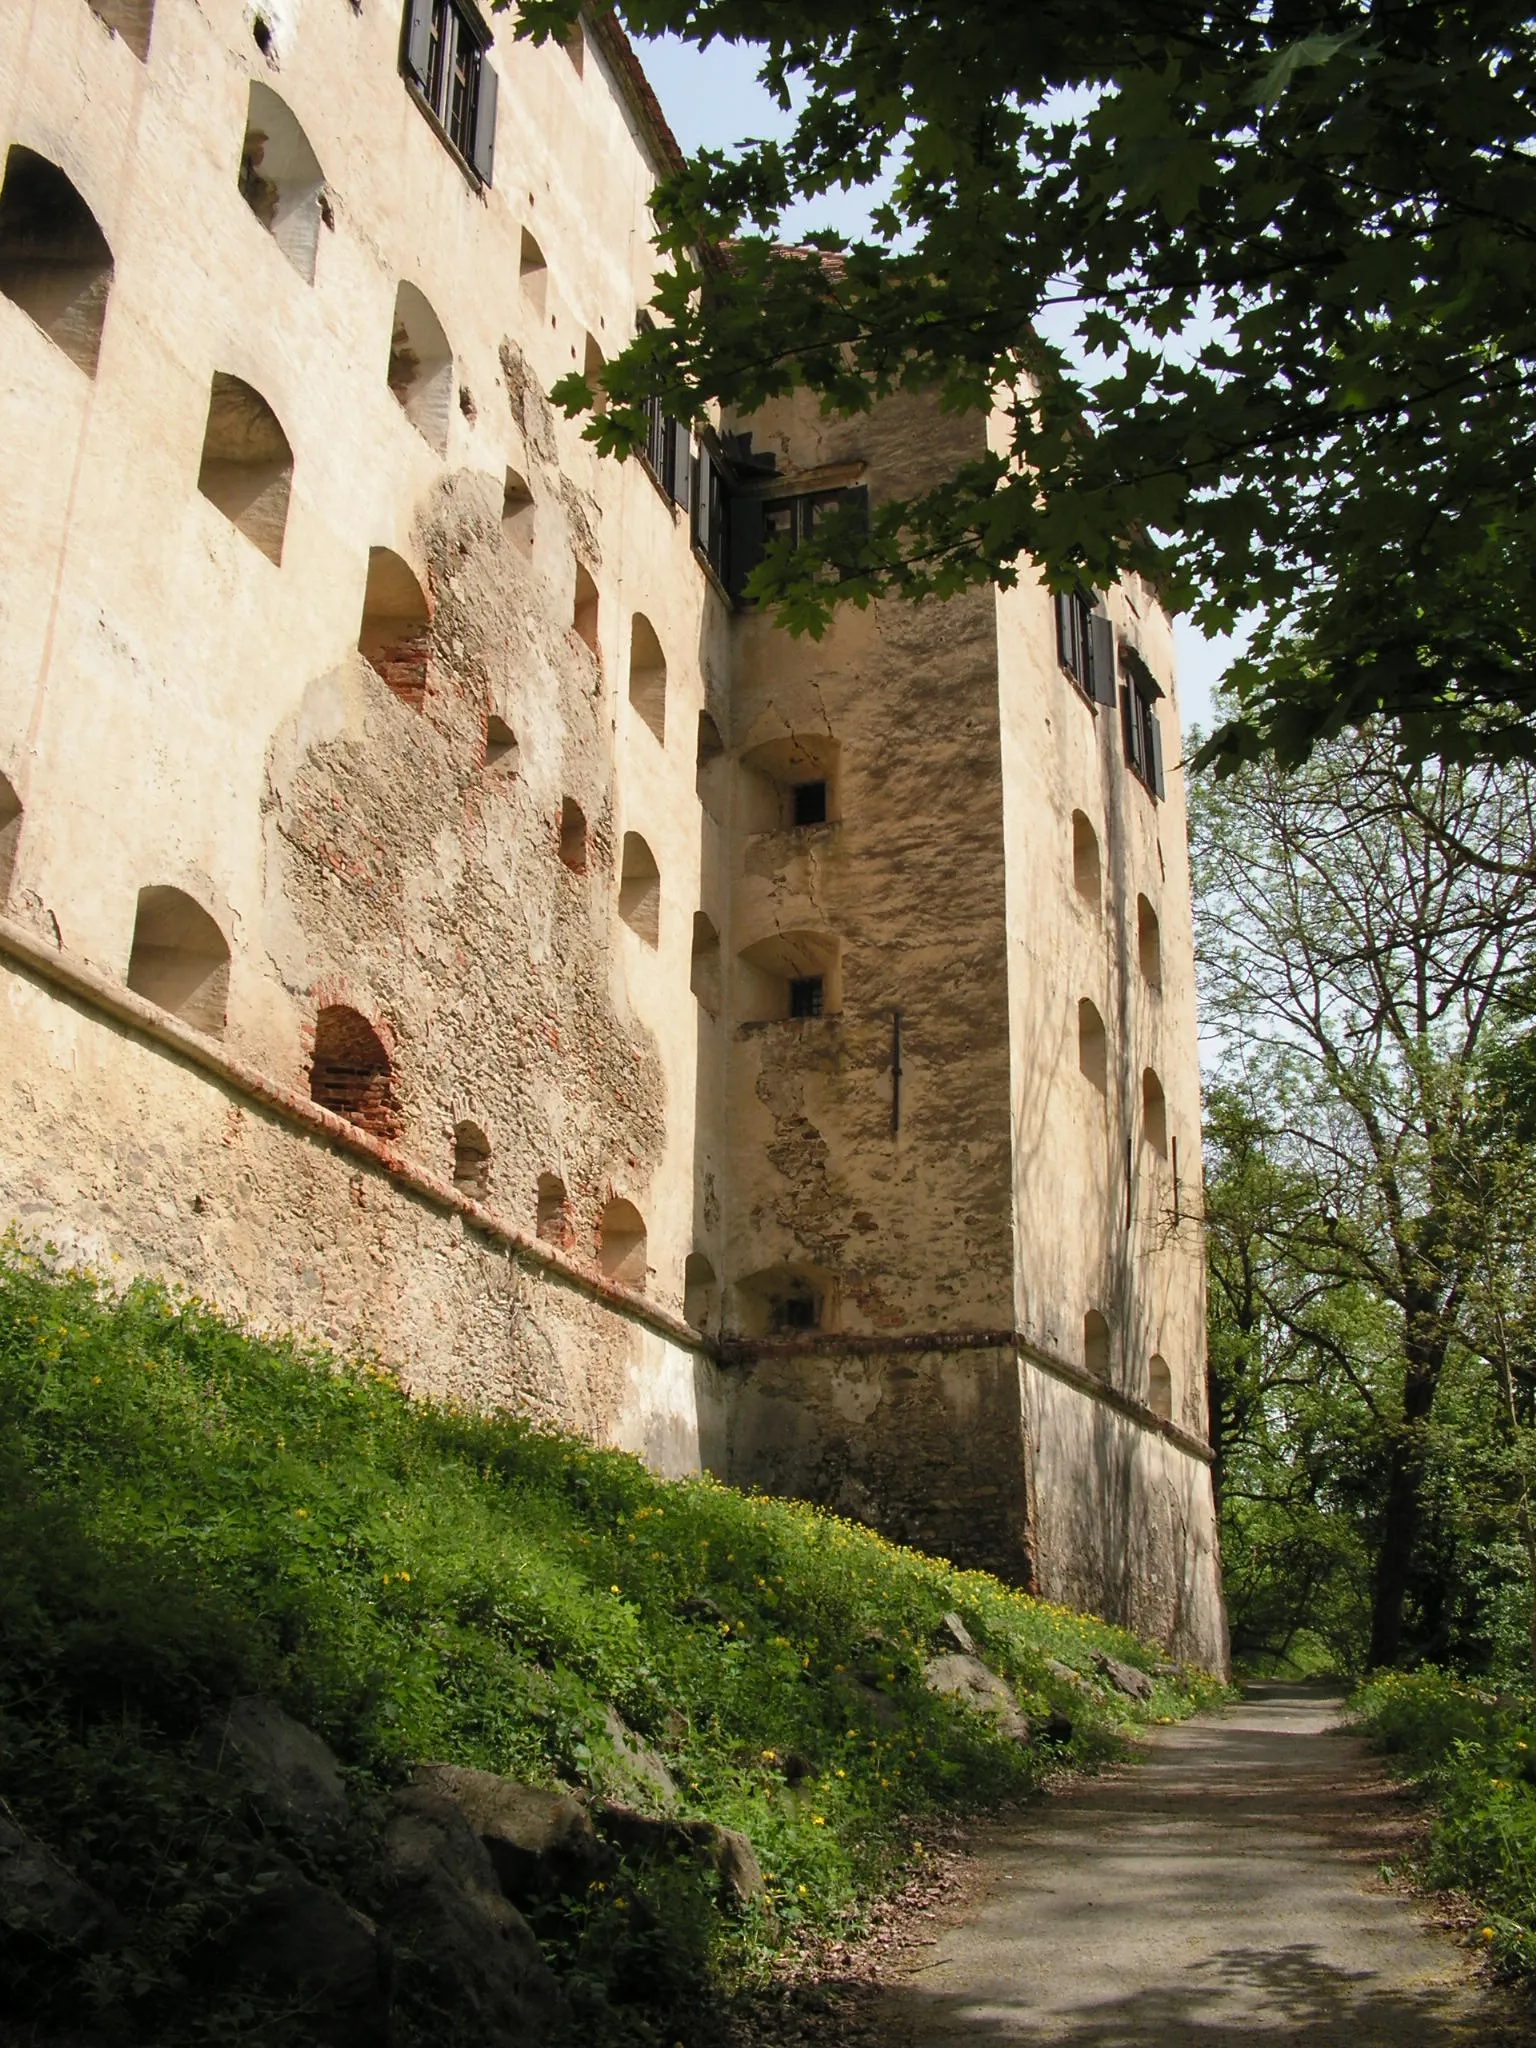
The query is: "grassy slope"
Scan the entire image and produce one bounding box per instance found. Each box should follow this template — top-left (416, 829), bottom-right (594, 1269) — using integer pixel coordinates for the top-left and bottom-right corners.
top-left (0, 1245), bottom-right (1223, 2042)
top-left (1355, 1670), bottom-right (1536, 1977)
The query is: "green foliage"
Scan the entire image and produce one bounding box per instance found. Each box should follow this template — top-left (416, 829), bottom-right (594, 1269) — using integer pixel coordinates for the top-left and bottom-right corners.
top-left (1354, 1670), bottom-right (1536, 1977)
top-left (0, 1243), bottom-right (1217, 2044)
top-left (512, 0), bottom-right (1536, 768)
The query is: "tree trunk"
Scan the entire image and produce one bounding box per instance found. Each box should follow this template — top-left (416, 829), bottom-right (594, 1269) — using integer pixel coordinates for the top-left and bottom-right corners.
top-left (1367, 1337), bottom-right (1444, 1669)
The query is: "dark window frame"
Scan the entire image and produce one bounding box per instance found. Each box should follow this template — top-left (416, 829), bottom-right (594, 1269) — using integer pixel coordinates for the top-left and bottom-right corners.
top-left (789, 975), bottom-right (825, 1019)
top-left (1055, 590), bottom-right (1117, 710)
top-left (791, 780), bottom-right (828, 828)
top-left (401, 0), bottom-right (498, 185)
top-left (1120, 649), bottom-right (1167, 799)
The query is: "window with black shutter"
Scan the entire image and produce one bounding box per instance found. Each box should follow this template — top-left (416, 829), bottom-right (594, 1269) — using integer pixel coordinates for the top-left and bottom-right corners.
top-left (1120, 649), bottom-right (1167, 799)
top-left (1055, 591), bottom-right (1117, 709)
top-left (401, 0), bottom-right (498, 184)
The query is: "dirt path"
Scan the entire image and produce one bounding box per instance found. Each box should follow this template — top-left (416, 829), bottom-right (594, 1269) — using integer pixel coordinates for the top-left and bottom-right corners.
top-left (863, 1682), bottom-right (1534, 2046)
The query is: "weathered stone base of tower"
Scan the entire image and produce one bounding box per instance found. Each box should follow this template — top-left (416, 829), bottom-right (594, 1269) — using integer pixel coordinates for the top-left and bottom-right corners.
top-left (717, 1341), bottom-right (1228, 1675)
top-left (0, 936), bottom-right (720, 1480)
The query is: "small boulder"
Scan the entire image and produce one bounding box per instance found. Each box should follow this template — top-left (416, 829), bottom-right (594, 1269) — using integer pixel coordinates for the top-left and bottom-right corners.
top-left (202, 1697), bottom-right (350, 1838)
top-left (592, 1805), bottom-right (766, 1909)
top-left (939, 1611), bottom-right (978, 1656)
top-left (1093, 1652), bottom-right (1155, 1702)
top-left (601, 1706), bottom-right (678, 1813)
top-left (379, 1787), bottom-right (566, 2039)
top-left (1045, 1657), bottom-right (1081, 1685)
top-left (0, 1799), bottom-right (123, 1952)
top-left (414, 1765), bottom-right (614, 1902)
top-left (224, 1868), bottom-right (389, 2048)
top-left (921, 1654), bottom-right (1031, 1743)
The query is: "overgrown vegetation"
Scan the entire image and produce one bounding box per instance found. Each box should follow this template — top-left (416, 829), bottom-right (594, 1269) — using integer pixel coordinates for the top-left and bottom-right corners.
top-left (1354, 1670), bottom-right (1536, 1977)
top-left (0, 1244), bottom-right (1218, 2044)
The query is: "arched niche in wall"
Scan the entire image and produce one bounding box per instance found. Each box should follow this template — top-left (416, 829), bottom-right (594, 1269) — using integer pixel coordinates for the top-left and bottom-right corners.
top-left (1142, 1066), bottom-right (1168, 1158)
top-left (0, 772), bottom-right (21, 904)
top-left (1083, 1309), bottom-right (1111, 1382)
top-left (690, 911), bottom-right (721, 1014)
top-left (387, 281), bottom-right (452, 455)
top-left (558, 798), bottom-right (587, 872)
top-left (1138, 894), bottom-right (1162, 989)
top-left (598, 1197), bottom-right (647, 1290)
top-left (126, 886), bottom-right (231, 1036)
top-left (582, 332), bottom-right (607, 412)
top-left (88, 0), bottom-right (154, 60)
top-left (452, 1120), bottom-right (490, 1196)
top-left (197, 372), bottom-right (292, 564)
top-left (618, 832), bottom-right (660, 946)
top-left (0, 147), bottom-right (114, 376)
top-left (737, 928), bottom-right (840, 1022)
top-left (239, 83), bottom-right (326, 284)
top-left (1072, 811), bottom-right (1101, 910)
top-left (696, 711), bottom-right (725, 819)
top-left (358, 548), bottom-right (431, 708)
top-left (734, 1262), bottom-right (833, 1338)
top-left (1077, 997), bottom-right (1107, 1092)
top-left (536, 1171), bottom-right (571, 1244)
top-left (519, 230), bottom-right (547, 321)
top-left (484, 713), bottom-right (517, 772)
top-left (502, 467), bottom-right (534, 555)
top-left (1149, 1354), bottom-right (1173, 1420)
top-left (737, 732), bottom-right (839, 833)
top-left (309, 1005), bottom-right (400, 1139)
top-left (572, 561), bottom-right (599, 653)
top-left (628, 614), bottom-right (666, 744)
top-left (684, 1252), bottom-right (718, 1334)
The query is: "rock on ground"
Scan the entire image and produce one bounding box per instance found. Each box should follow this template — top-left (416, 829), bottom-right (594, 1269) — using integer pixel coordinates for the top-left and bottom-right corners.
top-left (922, 1654), bottom-right (1032, 1743)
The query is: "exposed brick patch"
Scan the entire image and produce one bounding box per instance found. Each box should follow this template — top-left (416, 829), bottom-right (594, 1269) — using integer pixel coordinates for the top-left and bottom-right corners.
top-left (309, 1004), bottom-right (400, 1139)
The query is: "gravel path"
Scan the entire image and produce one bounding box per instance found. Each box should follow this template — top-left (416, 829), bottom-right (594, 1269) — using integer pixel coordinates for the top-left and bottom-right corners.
top-left (864, 1682), bottom-right (1534, 2047)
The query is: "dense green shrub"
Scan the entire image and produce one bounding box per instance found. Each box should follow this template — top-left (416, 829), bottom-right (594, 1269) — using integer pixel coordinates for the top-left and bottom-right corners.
top-left (1354, 1668), bottom-right (1536, 1976)
top-left (0, 1244), bottom-right (1220, 2042)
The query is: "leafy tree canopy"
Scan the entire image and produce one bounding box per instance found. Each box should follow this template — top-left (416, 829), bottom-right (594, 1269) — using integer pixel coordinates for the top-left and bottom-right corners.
top-left (514, 0), bottom-right (1536, 770)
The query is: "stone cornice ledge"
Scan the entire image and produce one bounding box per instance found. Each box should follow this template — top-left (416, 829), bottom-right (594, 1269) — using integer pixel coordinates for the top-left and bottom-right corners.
top-left (721, 1326), bottom-right (1214, 1465)
top-left (0, 914), bottom-right (709, 1356)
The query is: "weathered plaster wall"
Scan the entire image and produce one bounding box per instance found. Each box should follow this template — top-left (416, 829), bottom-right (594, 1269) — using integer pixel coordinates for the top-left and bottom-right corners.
top-left (0, 949), bottom-right (718, 1473)
top-left (1022, 1362), bottom-right (1226, 1669)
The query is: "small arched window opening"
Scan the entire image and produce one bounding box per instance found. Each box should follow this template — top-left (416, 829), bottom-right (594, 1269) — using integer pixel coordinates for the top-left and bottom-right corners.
top-left (0, 773), bottom-right (21, 904)
top-left (628, 614), bottom-right (666, 744)
top-left (387, 281), bottom-right (452, 455)
top-left (1083, 1310), bottom-right (1111, 1383)
top-left (537, 1172), bottom-right (571, 1245)
top-left (359, 548), bottom-right (431, 708)
top-left (452, 1120), bottom-right (491, 1196)
top-left (582, 332), bottom-right (607, 413)
top-left (1149, 1354), bottom-right (1173, 1421)
top-left (1078, 998), bottom-right (1107, 1092)
top-left (519, 230), bottom-right (547, 320)
top-left (0, 148), bottom-right (114, 377)
top-left (572, 562), bottom-right (599, 653)
top-left (691, 911), bottom-right (721, 1014)
top-left (238, 84), bottom-right (325, 284)
top-left (735, 1264), bottom-right (831, 1338)
top-left (1143, 1067), bottom-right (1168, 1157)
top-left (738, 929), bottom-right (840, 1024)
top-left (126, 886), bottom-right (231, 1036)
top-left (1138, 895), bottom-right (1162, 989)
top-left (309, 1005), bottom-right (400, 1139)
top-left (197, 373), bottom-right (292, 565)
top-left (1072, 811), bottom-right (1101, 910)
top-left (738, 733), bottom-right (839, 833)
top-left (484, 714), bottom-right (517, 771)
top-left (598, 1197), bottom-right (647, 1290)
top-left (502, 468), bottom-right (534, 555)
top-left (558, 798), bottom-right (587, 872)
top-left (87, 0), bottom-right (153, 61)
top-left (619, 833), bottom-right (660, 947)
top-left (684, 1253), bottom-right (718, 1335)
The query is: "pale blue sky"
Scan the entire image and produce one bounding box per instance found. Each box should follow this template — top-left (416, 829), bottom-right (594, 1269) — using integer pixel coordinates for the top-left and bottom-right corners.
top-left (632, 31), bottom-right (1234, 736)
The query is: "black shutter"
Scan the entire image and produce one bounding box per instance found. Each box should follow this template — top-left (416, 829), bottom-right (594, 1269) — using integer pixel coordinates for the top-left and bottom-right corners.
top-left (1054, 592), bottom-right (1074, 675)
top-left (726, 491), bottom-right (764, 600)
top-left (470, 59), bottom-right (497, 183)
top-left (670, 419), bottom-right (691, 512)
top-left (1147, 703), bottom-right (1166, 798)
top-left (1088, 613), bottom-right (1116, 706)
top-left (840, 484), bottom-right (870, 535)
top-left (1120, 682), bottom-right (1143, 775)
top-left (403, 0), bottom-right (433, 86)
